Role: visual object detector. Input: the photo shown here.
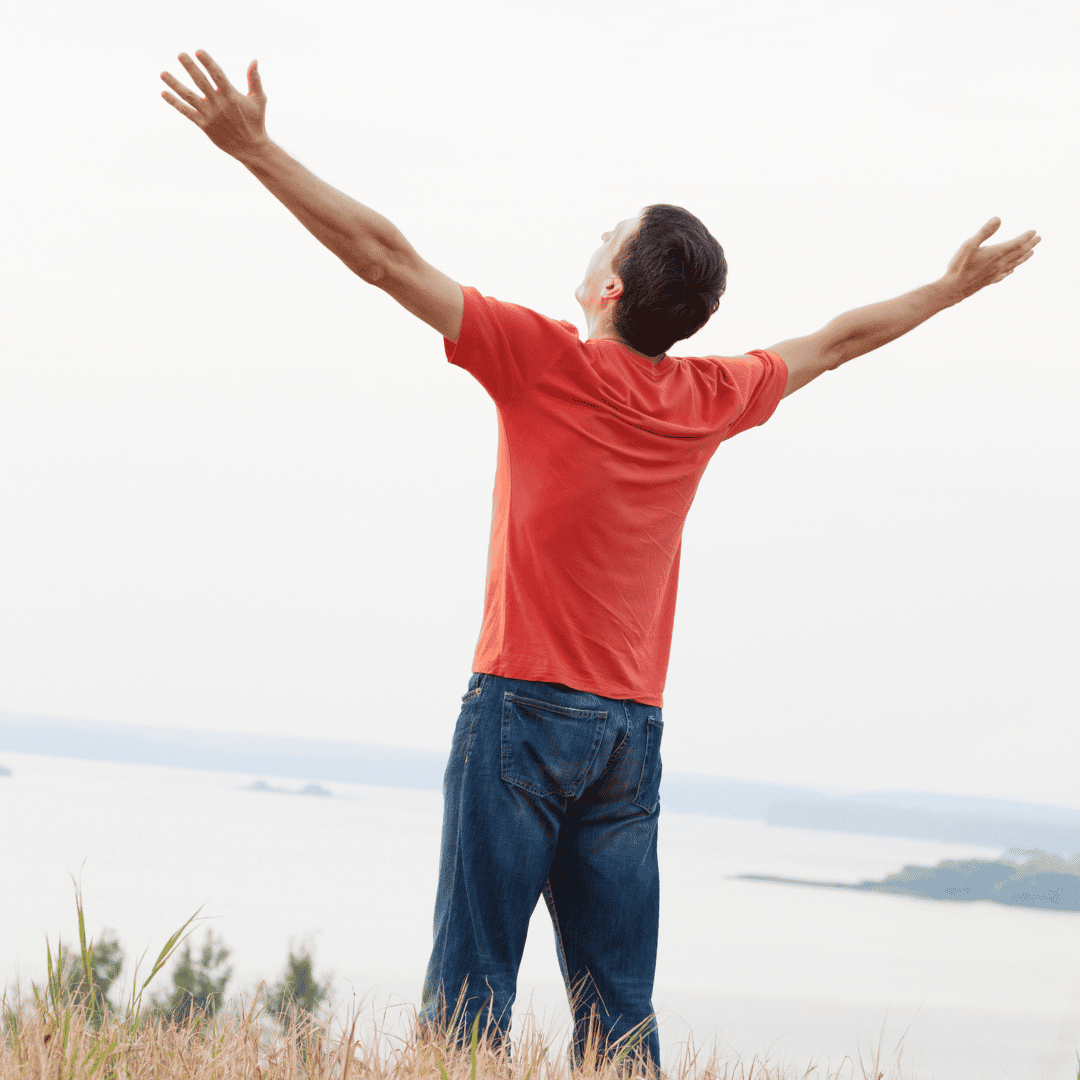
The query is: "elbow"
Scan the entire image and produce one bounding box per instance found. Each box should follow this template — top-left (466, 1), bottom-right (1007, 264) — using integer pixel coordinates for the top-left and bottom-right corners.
top-left (345, 225), bottom-right (415, 289)
top-left (356, 260), bottom-right (388, 284)
top-left (340, 237), bottom-right (394, 285)
top-left (823, 338), bottom-right (855, 371)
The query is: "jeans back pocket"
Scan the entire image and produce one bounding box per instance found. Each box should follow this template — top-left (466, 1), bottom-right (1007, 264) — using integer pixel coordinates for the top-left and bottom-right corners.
top-left (632, 715), bottom-right (664, 813)
top-left (501, 690), bottom-right (608, 800)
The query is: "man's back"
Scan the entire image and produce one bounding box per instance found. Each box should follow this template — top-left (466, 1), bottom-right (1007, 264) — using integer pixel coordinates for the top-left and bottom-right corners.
top-left (449, 287), bottom-right (788, 704)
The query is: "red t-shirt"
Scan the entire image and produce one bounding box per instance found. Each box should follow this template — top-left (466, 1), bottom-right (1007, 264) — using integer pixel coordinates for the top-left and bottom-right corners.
top-left (446, 286), bottom-right (788, 706)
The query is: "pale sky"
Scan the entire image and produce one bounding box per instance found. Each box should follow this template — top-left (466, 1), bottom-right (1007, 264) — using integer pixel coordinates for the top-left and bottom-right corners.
top-left (1, 0), bottom-right (1076, 808)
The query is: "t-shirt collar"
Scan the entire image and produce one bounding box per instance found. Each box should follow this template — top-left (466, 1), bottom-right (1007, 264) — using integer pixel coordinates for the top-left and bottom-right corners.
top-left (587, 336), bottom-right (670, 372)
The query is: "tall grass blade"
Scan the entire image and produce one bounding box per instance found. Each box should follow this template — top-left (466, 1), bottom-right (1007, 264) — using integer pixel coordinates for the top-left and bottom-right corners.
top-left (340, 1015), bottom-right (359, 1080)
top-left (44, 935), bottom-right (66, 1019)
top-left (71, 874), bottom-right (108, 1025)
top-left (72, 876), bottom-right (94, 1002)
top-left (468, 1011), bottom-right (480, 1080)
top-left (127, 904), bottom-right (204, 1028)
top-left (80, 1033), bottom-right (117, 1080)
top-left (59, 1004), bottom-right (72, 1074)
top-left (523, 1044), bottom-right (547, 1080)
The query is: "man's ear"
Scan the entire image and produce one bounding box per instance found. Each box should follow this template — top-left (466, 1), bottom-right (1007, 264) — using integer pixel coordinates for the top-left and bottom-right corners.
top-left (600, 275), bottom-right (624, 302)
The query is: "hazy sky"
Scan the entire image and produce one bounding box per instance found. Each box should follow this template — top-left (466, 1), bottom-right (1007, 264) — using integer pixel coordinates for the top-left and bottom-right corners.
top-left (2, 0), bottom-right (1076, 808)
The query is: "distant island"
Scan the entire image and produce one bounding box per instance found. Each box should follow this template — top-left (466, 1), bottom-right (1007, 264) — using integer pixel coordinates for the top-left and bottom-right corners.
top-left (246, 779), bottom-right (331, 797)
top-left (740, 848), bottom-right (1080, 912)
top-left (0, 764), bottom-right (10, 777)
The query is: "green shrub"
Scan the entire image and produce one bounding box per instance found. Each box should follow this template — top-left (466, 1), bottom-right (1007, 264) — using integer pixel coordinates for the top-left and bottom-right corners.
top-left (153, 930), bottom-right (233, 1024)
top-left (265, 942), bottom-right (330, 1023)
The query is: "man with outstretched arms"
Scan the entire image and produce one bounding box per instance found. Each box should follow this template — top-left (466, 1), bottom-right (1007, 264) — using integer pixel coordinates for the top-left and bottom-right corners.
top-left (161, 51), bottom-right (1040, 1075)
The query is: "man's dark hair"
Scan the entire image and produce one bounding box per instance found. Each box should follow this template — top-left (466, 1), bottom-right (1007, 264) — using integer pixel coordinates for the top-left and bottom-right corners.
top-left (612, 204), bottom-right (727, 357)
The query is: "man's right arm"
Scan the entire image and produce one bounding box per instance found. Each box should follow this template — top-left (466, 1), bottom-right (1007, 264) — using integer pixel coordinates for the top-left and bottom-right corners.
top-left (160, 50), bottom-right (463, 343)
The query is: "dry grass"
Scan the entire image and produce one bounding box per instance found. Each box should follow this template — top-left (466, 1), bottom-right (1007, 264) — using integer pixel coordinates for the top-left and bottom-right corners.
top-left (2, 884), bottom-right (919, 1080)
top-left (0, 987), bottom-right (919, 1080)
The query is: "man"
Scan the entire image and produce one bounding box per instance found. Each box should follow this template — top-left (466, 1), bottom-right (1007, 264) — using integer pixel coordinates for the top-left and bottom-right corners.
top-left (160, 51), bottom-right (1040, 1075)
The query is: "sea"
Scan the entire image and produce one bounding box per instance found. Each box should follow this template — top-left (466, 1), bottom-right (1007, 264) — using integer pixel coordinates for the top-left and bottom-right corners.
top-left (2, 750), bottom-right (1078, 1080)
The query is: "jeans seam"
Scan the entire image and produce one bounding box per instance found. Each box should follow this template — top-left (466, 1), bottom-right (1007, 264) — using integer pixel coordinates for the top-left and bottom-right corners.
top-left (592, 700), bottom-right (632, 786)
top-left (424, 762), bottom-right (469, 1023)
top-left (502, 690), bottom-right (609, 720)
top-left (543, 878), bottom-right (571, 991)
top-left (631, 715), bottom-right (663, 813)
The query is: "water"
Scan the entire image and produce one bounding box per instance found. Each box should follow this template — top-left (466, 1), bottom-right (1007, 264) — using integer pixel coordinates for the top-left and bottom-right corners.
top-left (3, 751), bottom-right (1078, 1080)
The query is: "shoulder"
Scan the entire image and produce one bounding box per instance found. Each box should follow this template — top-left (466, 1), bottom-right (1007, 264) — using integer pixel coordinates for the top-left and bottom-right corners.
top-left (460, 286), bottom-right (581, 347)
top-left (689, 349), bottom-right (789, 433)
top-left (693, 348), bottom-right (786, 372)
top-left (447, 288), bottom-right (582, 403)
top-left (661, 349), bottom-right (789, 435)
top-left (674, 349), bottom-right (788, 388)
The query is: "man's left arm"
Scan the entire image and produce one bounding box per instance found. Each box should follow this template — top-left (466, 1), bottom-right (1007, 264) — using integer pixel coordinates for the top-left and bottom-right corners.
top-left (771, 218), bottom-right (1041, 399)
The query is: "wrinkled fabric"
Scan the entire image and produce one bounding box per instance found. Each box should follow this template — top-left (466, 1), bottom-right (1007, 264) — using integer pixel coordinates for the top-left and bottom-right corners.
top-left (445, 287), bottom-right (788, 705)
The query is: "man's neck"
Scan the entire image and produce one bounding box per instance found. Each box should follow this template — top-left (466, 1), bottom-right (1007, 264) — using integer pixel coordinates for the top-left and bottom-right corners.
top-left (587, 327), bottom-right (664, 366)
top-left (603, 336), bottom-right (665, 366)
top-left (582, 306), bottom-right (665, 364)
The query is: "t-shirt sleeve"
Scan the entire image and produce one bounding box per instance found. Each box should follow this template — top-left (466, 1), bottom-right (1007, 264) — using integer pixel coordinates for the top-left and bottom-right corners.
top-left (716, 349), bottom-right (789, 438)
top-left (444, 286), bottom-right (580, 405)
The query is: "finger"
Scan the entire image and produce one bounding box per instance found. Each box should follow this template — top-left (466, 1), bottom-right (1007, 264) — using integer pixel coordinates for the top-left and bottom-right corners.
top-left (247, 59), bottom-right (265, 100)
top-left (160, 71), bottom-right (204, 111)
top-left (195, 49), bottom-right (234, 93)
top-left (1008, 244), bottom-right (1037, 266)
top-left (1011, 238), bottom-right (1040, 259)
top-left (178, 52), bottom-right (216, 98)
top-left (160, 90), bottom-right (202, 123)
top-left (971, 217), bottom-right (1001, 246)
top-left (997, 249), bottom-right (1035, 278)
top-left (1003, 229), bottom-right (1037, 252)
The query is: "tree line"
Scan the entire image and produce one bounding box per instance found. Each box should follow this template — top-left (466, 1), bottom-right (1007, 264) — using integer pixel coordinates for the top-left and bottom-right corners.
top-left (25, 923), bottom-right (329, 1031)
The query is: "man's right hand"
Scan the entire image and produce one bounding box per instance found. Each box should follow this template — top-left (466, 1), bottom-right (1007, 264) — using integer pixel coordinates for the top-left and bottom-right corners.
top-left (772, 217), bottom-right (1041, 399)
top-left (939, 218), bottom-right (1041, 305)
top-left (161, 50), bottom-right (270, 164)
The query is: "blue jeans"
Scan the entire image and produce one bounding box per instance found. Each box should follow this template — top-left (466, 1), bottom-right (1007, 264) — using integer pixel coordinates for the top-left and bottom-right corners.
top-left (420, 672), bottom-right (663, 1074)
